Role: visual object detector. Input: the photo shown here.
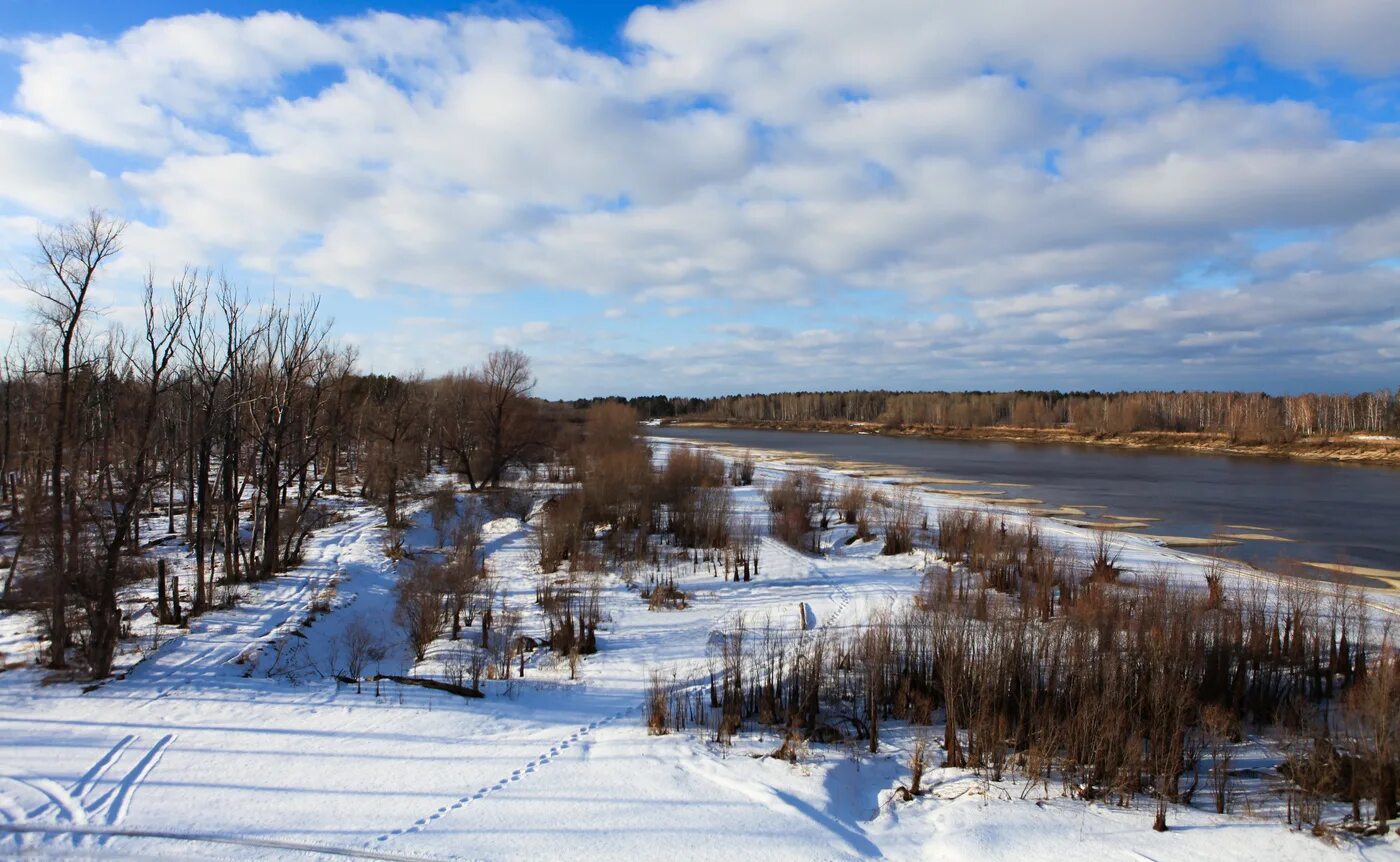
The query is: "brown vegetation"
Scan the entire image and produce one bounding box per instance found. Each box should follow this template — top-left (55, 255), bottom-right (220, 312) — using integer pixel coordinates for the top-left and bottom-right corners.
top-left (654, 550), bottom-right (1394, 836)
top-left (766, 470), bottom-right (825, 554)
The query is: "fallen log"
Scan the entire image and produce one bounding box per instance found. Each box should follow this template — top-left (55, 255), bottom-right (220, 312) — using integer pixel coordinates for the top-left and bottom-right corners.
top-left (337, 674), bottom-right (484, 699)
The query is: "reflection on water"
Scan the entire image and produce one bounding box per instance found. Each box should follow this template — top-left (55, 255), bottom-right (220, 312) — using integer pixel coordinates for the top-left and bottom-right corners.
top-left (650, 425), bottom-right (1400, 574)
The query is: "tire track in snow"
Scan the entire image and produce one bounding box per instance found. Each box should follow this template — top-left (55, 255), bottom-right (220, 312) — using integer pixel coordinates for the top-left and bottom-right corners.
top-left (23, 733), bottom-right (134, 822)
top-left (370, 704), bottom-right (642, 846)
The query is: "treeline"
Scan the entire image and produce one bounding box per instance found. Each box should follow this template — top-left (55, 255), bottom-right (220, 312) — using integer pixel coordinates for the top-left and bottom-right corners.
top-left (569, 394), bottom-right (710, 419)
top-left (1, 211), bottom-right (557, 678)
top-left (592, 389), bottom-right (1400, 440)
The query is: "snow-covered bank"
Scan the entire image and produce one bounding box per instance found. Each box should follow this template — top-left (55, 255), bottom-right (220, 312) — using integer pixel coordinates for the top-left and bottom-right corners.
top-left (0, 443), bottom-right (1394, 860)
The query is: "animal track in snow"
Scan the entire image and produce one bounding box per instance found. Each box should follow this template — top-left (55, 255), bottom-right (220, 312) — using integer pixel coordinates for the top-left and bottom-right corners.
top-left (370, 704), bottom-right (640, 846)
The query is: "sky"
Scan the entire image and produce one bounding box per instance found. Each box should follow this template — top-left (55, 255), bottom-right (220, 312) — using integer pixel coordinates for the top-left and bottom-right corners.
top-left (0, 1), bottom-right (1398, 399)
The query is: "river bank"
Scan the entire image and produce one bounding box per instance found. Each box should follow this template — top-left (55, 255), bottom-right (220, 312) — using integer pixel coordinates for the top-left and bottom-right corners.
top-left (650, 423), bottom-right (1400, 574)
top-left (663, 419), bottom-right (1400, 466)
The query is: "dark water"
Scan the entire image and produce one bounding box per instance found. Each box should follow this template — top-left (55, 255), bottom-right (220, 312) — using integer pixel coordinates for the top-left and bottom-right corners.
top-left (650, 425), bottom-right (1400, 574)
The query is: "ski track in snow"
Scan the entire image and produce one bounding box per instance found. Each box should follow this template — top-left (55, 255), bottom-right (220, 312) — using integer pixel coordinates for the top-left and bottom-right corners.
top-left (2, 732), bottom-right (175, 851)
top-left (1, 498), bottom-right (387, 856)
top-left (130, 506), bottom-right (382, 704)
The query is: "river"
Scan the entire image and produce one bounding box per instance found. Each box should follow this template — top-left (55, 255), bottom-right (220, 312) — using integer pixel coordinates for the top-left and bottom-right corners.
top-left (650, 424), bottom-right (1400, 577)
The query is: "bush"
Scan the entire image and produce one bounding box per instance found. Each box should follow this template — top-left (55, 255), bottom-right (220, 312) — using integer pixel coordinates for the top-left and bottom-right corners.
top-left (643, 578), bottom-right (689, 610)
top-left (838, 481), bottom-right (868, 525)
top-left (429, 487), bottom-right (457, 545)
top-left (879, 488), bottom-right (919, 555)
top-left (539, 494), bottom-right (585, 573)
top-left (393, 561), bottom-right (443, 662)
top-left (730, 452), bottom-right (756, 486)
top-left (766, 470), bottom-right (824, 553)
top-left (668, 485), bottom-right (732, 549)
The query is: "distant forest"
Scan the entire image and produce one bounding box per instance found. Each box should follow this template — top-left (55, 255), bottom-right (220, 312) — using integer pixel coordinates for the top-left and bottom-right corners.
top-left (572, 388), bottom-right (1400, 440)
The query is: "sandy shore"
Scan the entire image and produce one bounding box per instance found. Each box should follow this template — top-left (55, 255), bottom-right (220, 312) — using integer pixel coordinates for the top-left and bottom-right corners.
top-left (664, 419), bottom-right (1400, 466)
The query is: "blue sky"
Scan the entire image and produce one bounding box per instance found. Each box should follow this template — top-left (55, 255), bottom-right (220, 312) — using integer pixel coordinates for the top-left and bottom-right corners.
top-left (1, 1), bottom-right (1398, 398)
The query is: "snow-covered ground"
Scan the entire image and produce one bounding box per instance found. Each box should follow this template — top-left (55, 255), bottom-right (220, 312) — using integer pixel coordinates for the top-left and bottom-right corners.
top-left (0, 442), bottom-right (1395, 860)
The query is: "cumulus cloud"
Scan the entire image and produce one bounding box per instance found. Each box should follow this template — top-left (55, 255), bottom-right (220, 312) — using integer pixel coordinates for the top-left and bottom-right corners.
top-left (0, 114), bottom-right (114, 215)
top-left (0, 1), bottom-right (1398, 395)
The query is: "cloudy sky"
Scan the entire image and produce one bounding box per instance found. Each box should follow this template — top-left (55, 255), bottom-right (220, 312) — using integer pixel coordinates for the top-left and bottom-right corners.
top-left (1, 1), bottom-right (1398, 398)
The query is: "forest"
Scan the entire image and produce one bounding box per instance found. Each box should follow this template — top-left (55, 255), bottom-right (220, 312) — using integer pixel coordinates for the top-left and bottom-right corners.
top-left (0, 211), bottom-right (565, 679)
top-left (579, 387), bottom-right (1400, 441)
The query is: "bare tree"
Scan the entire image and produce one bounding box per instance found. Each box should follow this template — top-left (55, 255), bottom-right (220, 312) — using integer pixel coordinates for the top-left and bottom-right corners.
top-left (363, 373), bottom-right (425, 526)
top-left (474, 348), bottom-right (542, 487)
top-left (248, 300), bottom-right (331, 579)
top-left (82, 272), bottom-right (190, 676)
top-left (24, 210), bottom-right (126, 668)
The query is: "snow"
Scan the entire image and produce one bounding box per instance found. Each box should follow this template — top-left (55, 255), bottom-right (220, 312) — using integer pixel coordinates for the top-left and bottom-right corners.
top-left (0, 442), bottom-right (1395, 860)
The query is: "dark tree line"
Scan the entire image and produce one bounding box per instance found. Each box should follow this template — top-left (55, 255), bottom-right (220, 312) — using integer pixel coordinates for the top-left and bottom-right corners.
top-left (588, 389), bottom-right (1400, 440)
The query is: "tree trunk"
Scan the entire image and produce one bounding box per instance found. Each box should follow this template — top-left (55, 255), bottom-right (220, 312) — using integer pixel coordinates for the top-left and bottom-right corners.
top-left (48, 366), bottom-right (70, 669)
top-left (156, 559), bottom-right (170, 624)
top-left (260, 433), bottom-right (281, 580)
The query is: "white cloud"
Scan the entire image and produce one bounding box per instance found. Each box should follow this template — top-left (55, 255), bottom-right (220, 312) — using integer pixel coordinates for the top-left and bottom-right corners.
top-left (16, 12), bottom-right (347, 153)
top-left (1, 2), bottom-right (1399, 393)
top-left (0, 114), bottom-right (114, 215)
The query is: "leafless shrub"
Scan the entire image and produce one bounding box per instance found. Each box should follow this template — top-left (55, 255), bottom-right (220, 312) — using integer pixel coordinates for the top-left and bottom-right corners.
top-left (659, 447), bottom-right (726, 500)
top-left (669, 485), bottom-right (732, 549)
top-left (539, 574), bottom-right (603, 657)
top-left (730, 451), bottom-right (755, 486)
top-left (1341, 636), bottom-right (1399, 832)
top-left (382, 524), bottom-right (408, 561)
top-left (1203, 703), bottom-right (1236, 814)
top-left (539, 494), bottom-right (585, 574)
top-left (879, 488), bottom-right (919, 555)
top-left (1202, 554), bottom-right (1226, 610)
top-left (496, 488), bottom-right (535, 521)
top-left (429, 487), bottom-right (457, 546)
top-left (1281, 724), bottom-right (1339, 835)
top-left (441, 642), bottom-right (481, 689)
top-left (646, 670), bottom-right (672, 735)
top-left (642, 574), bottom-right (690, 610)
top-left (730, 515), bottom-right (761, 581)
top-left (116, 557), bottom-right (159, 589)
top-left (897, 733), bottom-right (932, 801)
top-left (766, 470), bottom-right (824, 553)
top-left (336, 616), bottom-right (380, 693)
top-left (838, 481), bottom-right (868, 525)
top-left (1089, 530), bottom-right (1122, 582)
top-left (393, 560), bottom-right (443, 662)
top-left (309, 585), bottom-right (336, 614)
